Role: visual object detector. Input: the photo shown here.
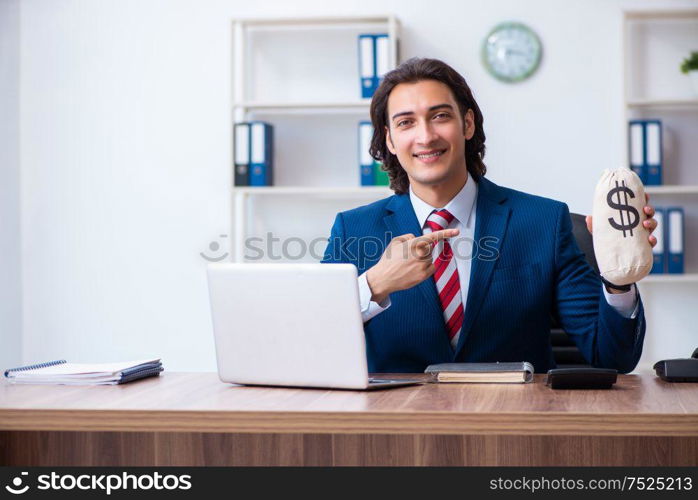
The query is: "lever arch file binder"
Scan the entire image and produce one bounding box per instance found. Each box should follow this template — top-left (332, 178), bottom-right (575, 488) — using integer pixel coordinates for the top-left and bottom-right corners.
top-left (645, 120), bottom-right (663, 186)
top-left (249, 121), bottom-right (274, 186)
top-left (666, 207), bottom-right (685, 274)
top-left (374, 33), bottom-right (389, 90)
top-left (628, 120), bottom-right (646, 183)
top-left (358, 34), bottom-right (375, 98)
top-left (234, 122), bottom-right (250, 186)
top-left (358, 121), bottom-right (374, 186)
top-left (650, 207), bottom-right (666, 274)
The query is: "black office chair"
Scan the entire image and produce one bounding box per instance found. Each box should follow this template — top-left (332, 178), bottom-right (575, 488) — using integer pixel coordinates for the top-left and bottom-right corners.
top-left (549, 213), bottom-right (598, 367)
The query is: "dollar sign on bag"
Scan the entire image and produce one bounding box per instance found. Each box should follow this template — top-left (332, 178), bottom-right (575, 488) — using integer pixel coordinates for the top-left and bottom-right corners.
top-left (606, 180), bottom-right (639, 238)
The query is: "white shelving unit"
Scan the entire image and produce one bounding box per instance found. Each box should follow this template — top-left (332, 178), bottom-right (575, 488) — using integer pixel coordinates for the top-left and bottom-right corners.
top-left (234, 186), bottom-right (392, 196)
top-left (623, 8), bottom-right (698, 275)
top-left (622, 8), bottom-right (698, 370)
top-left (231, 16), bottom-right (400, 263)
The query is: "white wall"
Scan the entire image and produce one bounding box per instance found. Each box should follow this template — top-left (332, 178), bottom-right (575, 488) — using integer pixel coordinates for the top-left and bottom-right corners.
top-left (0, 0), bottom-right (22, 371)
top-left (15, 0), bottom-right (698, 371)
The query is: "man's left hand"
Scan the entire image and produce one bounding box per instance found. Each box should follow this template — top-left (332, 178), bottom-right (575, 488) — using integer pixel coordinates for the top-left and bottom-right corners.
top-left (585, 192), bottom-right (658, 247)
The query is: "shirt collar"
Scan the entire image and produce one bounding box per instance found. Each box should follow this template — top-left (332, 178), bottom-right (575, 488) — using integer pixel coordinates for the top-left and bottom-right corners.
top-left (409, 175), bottom-right (478, 230)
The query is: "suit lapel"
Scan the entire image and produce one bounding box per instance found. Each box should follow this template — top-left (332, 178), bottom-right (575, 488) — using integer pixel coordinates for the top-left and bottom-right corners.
top-left (454, 177), bottom-right (511, 358)
top-left (384, 195), bottom-right (445, 322)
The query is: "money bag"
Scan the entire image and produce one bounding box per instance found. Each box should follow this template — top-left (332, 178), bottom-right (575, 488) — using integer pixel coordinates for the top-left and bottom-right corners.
top-left (592, 168), bottom-right (652, 286)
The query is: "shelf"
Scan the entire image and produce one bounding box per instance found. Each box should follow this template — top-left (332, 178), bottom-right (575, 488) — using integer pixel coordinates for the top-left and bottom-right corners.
top-left (645, 185), bottom-right (698, 195)
top-left (624, 9), bottom-right (698, 21)
top-left (231, 14), bottom-right (401, 264)
top-left (234, 101), bottom-right (371, 114)
top-left (236, 15), bottom-right (397, 27)
top-left (233, 186), bottom-right (392, 196)
top-left (626, 98), bottom-right (698, 109)
top-left (641, 273), bottom-right (698, 284)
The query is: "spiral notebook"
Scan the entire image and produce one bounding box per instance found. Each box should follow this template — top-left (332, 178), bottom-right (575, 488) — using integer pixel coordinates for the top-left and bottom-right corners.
top-left (3, 358), bottom-right (163, 385)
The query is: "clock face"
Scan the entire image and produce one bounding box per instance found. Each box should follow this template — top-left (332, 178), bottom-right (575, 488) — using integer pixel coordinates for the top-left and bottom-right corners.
top-left (482, 22), bottom-right (542, 83)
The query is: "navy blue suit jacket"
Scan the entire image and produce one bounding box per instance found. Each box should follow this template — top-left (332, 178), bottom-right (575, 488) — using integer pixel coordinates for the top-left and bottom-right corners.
top-left (321, 177), bottom-right (646, 373)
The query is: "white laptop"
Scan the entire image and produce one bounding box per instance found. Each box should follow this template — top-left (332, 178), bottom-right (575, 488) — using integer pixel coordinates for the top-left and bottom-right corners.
top-left (207, 263), bottom-right (422, 390)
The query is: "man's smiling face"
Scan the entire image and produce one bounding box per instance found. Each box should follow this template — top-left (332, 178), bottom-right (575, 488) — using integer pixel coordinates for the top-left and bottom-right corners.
top-left (385, 79), bottom-right (474, 193)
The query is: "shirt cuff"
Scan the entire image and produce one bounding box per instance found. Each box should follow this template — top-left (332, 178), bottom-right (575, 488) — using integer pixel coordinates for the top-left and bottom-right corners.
top-left (358, 272), bottom-right (391, 323)
top-left (602, 283), bottom-right (639, 319)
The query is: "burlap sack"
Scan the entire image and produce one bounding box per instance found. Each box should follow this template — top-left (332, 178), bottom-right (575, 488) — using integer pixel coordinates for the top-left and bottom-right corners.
top-left (592, 168), bottom-right (652, 286)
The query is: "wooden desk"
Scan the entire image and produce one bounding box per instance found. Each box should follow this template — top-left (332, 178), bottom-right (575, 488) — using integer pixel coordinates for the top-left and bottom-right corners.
top-left (1, 372), bottom-right (697, 466)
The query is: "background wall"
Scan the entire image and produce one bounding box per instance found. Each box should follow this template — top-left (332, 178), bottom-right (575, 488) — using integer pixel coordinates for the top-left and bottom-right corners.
top-left (0, 0), bottom-right (22, 371)
top-left (6, 0), bottom-right (696, 371)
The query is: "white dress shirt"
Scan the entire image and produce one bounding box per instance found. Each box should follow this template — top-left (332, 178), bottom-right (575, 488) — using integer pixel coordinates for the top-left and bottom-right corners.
top-left (358, 178), bottom-right (639, 323)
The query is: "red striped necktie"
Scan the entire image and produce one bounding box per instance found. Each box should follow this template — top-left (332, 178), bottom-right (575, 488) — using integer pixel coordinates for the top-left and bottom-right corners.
top-left (424, 209), bottom-right (463, 349)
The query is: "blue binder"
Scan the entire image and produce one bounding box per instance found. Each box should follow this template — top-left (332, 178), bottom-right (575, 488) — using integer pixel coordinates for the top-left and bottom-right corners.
top-left (644, 119), bottom-right (663, 186)
top-left (628, 120), bottom-right (646, 184)
top-left (358, 34), bottom-right (376, 98)
top-left (249, 121), bottom-right (273, 186)
top-left (374, 34), bottom-right (389, 92)
top-left (358, 33), bottom-right (389, 98)
top-left (650, 207), bottom-right (666, 274)
top-left (666, 207), bottom-right (685, 274)
top-left (358, 121), bottom-right (374, 186)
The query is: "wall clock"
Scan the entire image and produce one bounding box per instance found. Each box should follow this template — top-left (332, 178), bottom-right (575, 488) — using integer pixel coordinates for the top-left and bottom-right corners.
top-left (482, 22), bottom-right (542, 83)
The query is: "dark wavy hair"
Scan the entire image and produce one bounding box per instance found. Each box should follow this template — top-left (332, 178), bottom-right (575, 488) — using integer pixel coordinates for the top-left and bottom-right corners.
top-left (369, 57), bottom-right (487, 194)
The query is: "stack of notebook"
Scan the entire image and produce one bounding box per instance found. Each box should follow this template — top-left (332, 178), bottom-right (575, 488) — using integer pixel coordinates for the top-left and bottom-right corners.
top-left (3, 358), bottom-right (163, 385)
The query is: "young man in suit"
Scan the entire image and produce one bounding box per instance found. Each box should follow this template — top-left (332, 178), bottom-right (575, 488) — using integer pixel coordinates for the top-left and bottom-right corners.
top-left (322, 58), bottom-right (657, 373)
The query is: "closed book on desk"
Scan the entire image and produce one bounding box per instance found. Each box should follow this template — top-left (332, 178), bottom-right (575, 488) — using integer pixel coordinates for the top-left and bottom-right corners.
top-left (4, 358), bottom-right (163, 385)
top-left (425, 362), bottom-right (534, 383)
